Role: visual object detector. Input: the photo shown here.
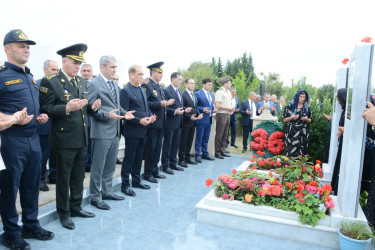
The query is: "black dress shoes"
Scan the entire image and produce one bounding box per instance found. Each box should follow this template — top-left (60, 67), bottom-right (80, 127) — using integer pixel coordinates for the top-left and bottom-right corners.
top-left (102, 194), bottom-right (125, 200)
top-left (116, 158), bottom-right (123, 164)
top-left (171, 165), bottom-right (184, 171)
top-left (178, 161), bottom-right (188, 168)
top-left (202, 155), bottom-right (215, 160)
top-left (231, 144), bottom-right (238, 148)
top-left (185, 158), bottom-right (198, 165)
top-left (144, 175), bottom-right (158, 183)
top-left (91, 200), bottom-right (111, 210)
top-left (132, 182), bottom-right (151, 189)
top-left (60, 217), bottom-right (75, 230)
top-left (195, 156), bottom-right (202, 163)
top-left (3, 237), bottom-right (31, 250)
top-left (221, 152), bottom-right (231, 157)
top-left (224, 150), bottom-right (230, 154)
top-left (71, 209), bottom-right (96, 218)
top-left (215, 154), bottom-right (224, 159)
top-left (163, 168), bottom-right (174, 175)
top-left (153, 173), bottom-right (166, 179)
top-left (242, 149), bottom-right (247, 153)
top-left (21, 227), bottom-right (54, 241)
top-left (121, 186), bottom-right (136, 197)
top-left (39, 183), bottom-right (49, 192)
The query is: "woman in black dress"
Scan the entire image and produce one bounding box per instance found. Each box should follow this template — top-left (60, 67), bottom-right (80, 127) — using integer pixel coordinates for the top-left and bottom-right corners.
top-left (283, 90), bottom-right (312, 157)
top-left (331, 88), bottom-right (347, 195)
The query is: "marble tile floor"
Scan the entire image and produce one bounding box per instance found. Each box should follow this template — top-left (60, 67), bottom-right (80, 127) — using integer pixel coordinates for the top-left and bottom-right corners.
top-left (0, 154), bottom-right (335, 250)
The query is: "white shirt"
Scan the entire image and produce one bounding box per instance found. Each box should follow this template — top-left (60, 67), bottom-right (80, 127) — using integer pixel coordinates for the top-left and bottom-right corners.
top-left (248, 99), bottom-right (257, 118)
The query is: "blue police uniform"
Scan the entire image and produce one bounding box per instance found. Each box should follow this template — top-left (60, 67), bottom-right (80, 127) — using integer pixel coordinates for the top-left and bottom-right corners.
top-left (0, 62), bottom-right (42, 239)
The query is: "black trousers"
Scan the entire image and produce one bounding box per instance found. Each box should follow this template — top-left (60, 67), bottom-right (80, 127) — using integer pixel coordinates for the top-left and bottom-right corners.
top-left (242, 121), bottom-right (253, 150)
top-left (162, 127), bottom-right (181, 169)
top-left (144, 128), bottom-right (163, 177)
top-left (54, 147), bottom-right (87, 219)
top-left (179, 126), bottom-right (195, 161)
top-left (121, 137), bottom-right (146, 188)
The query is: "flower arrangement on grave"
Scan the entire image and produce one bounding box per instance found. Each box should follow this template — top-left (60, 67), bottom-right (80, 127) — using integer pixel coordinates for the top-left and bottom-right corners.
top-left (206, 155), bottom-right (332, 226)
top-left (250, 121), bottom-right (285, 158)
top-left (249, 151), bottom-right (289, 171)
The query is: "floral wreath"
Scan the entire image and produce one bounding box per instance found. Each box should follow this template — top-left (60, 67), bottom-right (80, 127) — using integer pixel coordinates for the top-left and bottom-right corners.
top-left (267, 131), bottom-right (285, 155)
top-left (250, 128), bottom-right (268, 151)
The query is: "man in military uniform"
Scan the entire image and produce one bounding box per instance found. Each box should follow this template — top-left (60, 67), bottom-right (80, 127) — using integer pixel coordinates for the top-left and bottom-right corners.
top-left (214, 75), bottom-right (234, 159)
top-left (0, 29), bottom-right (54, 250)
top-left (39, 43), bottom-right (101, 230)
top-left (142, 62), bottom-right (174, 181)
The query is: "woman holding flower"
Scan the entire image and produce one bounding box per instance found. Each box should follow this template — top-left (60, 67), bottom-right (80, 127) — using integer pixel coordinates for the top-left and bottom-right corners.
top-left (283, 90), bottom-right (312, 157)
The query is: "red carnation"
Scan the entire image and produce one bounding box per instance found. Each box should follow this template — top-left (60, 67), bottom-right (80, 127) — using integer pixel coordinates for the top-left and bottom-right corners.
top-left (299, 198), bottom-right (305, 203)
top-left (232, 169), bottom-right (236, 174)
top-left (222, 194), bottom-right (229, 199)
top-left (361, 37), bottom-right (372, 43)
top-left (205, 178), bottom-right (213, 187)
top-left (286, 182), bottom-right (293, 188)
top-left (316, 160), bottom-right (321, 165)
top-left (342, 58), bottom-right (349, 65)
top-left (309, 181), bottom-right (317, 186)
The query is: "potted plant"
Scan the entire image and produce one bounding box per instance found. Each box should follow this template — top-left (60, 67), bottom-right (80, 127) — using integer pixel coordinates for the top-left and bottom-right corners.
top-left (338, 221), bottom-right (374, 250)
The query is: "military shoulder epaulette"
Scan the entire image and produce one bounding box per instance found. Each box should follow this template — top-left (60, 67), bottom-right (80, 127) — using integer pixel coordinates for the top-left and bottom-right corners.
top-left (46, 73), bottom-right (59, 80)
top-left (143, 78), bottom-right (151, 84)
top-left (0, 65), bottom-right (7, 72)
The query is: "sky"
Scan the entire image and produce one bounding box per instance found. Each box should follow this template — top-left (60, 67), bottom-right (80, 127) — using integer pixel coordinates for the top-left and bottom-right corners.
top-left (0, 0), bottom-right (374, 88)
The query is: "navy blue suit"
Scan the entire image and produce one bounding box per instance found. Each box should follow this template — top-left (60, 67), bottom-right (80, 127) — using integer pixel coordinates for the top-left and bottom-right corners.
top-left (161, 85), bottom-right (184, 169)
top-left (195, 89), bottom-right (215, 157)
top-left (0, 62), bottom-right (42, 239)
top-left (142, 78), bottom-right (165, 177)
top-left (227, 96), bottom-right (240, 146)
top-left (240, 99), bottom-right (259, 150)
top-left (120, 83), bottom-right (151, 187)
top-left (36, 78), bottom-right (56, 184)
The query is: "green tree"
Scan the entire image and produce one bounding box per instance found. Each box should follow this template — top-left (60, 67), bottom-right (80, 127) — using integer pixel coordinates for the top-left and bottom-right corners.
top-left (262, 72), bottom-right (284, 97)
top-left (317, 84), bottom-right (335, 102)
top-left (178, 61), bottom-right (214, 91)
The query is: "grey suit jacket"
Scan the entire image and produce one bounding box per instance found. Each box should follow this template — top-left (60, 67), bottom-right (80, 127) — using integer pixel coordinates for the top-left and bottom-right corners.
top-left (87, 74), bottom-right (126, 139)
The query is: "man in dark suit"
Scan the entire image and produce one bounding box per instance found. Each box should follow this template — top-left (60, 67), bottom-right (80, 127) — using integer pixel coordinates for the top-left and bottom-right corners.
top-left (80, 63), bottom-right (94, 172)
top-left (119, 65), bottom-right (156, 197)
top-left (37, 60), bottom-right (59, 192)
top-left (87, 56), bottom-right (135, 211)
top-left (161, 72), bottom-right (192, 173)
top-left (194, 78), bottom-right (216, 163)
top-left (142, 62), bottom-right (174, 182)
top-left (226, 87), bottom-right (240, 148)
top-left (39, 44), bottom-right (101, 230)
top-left (178, 78), bottom-right (203, 167)
top-left (240, 92), bottom-right (258, 153)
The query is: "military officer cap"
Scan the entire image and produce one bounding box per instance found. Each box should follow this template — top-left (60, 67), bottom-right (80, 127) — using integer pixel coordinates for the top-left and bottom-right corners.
top-left (219, 75), bottom-right (231, 85)
top-left (57, 43), bottom-right (87, 62)
top-left (147, 61), bottom-right (164, 73)
top-left (3, 29), bottom-right (36, 46)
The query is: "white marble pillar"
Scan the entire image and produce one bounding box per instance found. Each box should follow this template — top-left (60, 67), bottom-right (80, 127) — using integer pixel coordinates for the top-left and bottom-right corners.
top-left (338, 44), bottom-right (374, 217)
top-left (322, 68), bottom-right (347, 182)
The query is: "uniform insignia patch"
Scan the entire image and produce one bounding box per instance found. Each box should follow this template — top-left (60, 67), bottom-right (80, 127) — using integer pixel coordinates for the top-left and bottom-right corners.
top-left (46, 73), bottom-right (58, 80)
top-left (33, 80), bottom-right (37, 85)
top-left (64, 90), bottom-right (68, 94)
top-left (64, 94), bottom-right (71, 100)
top-left (5, 79), bottom-right (22, 85)
top-left (153, 90), bottom-right (158, 97)
top-left (143, 78), bottom-right (150, 84)
top-left (40, 86), bottom-right (48, 93)
top-left (0, 65), bottom-right (7, 72)
top-left (61, 79), bottom-right (65, 82)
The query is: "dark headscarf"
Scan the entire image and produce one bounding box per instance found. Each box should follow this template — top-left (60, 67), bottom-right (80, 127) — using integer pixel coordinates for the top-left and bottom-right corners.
top-left (288, 90), bottom-right (311, 117)
top-left (337, 88), bottom-right (347, 110)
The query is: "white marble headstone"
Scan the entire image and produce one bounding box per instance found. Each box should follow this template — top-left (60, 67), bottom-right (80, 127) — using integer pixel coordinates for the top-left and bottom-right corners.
top-left (338, 44), bottom-right (374, 217)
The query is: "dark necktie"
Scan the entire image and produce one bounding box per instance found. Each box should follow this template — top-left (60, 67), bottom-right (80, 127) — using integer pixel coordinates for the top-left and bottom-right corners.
top-left (176, 88), bottom-right (181, 103)
top-left (107, 81), bottom-right (117, 104)
top-left (191, 92), bottom-right (195, 106)
top-left (70, 78), bottom-right (76, 87)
